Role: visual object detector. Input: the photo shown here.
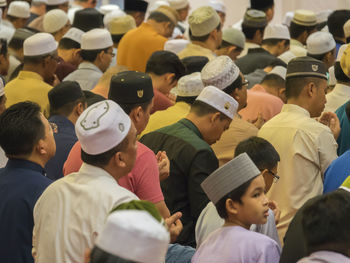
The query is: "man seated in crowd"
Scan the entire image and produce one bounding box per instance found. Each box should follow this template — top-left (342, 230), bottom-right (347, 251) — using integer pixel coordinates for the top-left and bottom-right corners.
top-left (215, 27), bottom-right (245, 61)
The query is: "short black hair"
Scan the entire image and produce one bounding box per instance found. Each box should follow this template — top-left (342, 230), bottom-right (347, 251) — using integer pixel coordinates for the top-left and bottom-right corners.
top-left (261, 38), bottom-right (290, 47)
top-left (176, 95), bottom-right (197, 105)
top-left (117, 99), bottom-right (152, 115)
top-left (46, 4), bottom-right (60, 12)
top-left (111, 34), bottom-right (124, 45)
top-left (189, 23), bottom-right (221, 42)
top-left (58, 38), bottom-right (81, 50)
top-left (145, 50), bottom-right (185, 80)
top-left (80, 47), bottom-right (109, 62)
top-left (83, 90), bottom-right (106, 106)
top-left (222, 74), bottom-right (243, 95)
top-left (90, 246), bottom-right (136, 263)
top-left (148, 11), bottom-right (174, 25)
top-left (0, 38), bottom-right (8, 56)
top-left (49, 97), bottom-right (86, 117)
top-left (221, 40), bottom-right (243, 51)
top-left (261, 73), bottom-right (285, 88)
top-left (241, 25), bottom-right (265, 40)
top-left (289, 21), bottom-right (316, 39)
top-left (334, 62), bottom-right (350, 83)
top-left (6, 15), bottom-right (22, 22)
top-left (302, 189), bottom-right (350, 254)
top-left (23, 51), bottom-right (56, 65)
top-left (234, 136), bottom-right (280, 171)
top-left (285, 76), bottom-right (323, 99)
top-left (215, 175), bottom-right (259, 219)
top-left (190, 100), bottom-right (229, 120)
top-left (8, 37), bottom-right (25, 51)
top-left (0, 101), bottom-right (45, 156)
top-left (327, 10), bottom-right (350, 39)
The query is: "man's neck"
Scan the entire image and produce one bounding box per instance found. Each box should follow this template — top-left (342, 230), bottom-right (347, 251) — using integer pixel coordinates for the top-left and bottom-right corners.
top-left (22, 64), bottom-right (45, 79)
top-left (191, 40), bottom-right (216, 52)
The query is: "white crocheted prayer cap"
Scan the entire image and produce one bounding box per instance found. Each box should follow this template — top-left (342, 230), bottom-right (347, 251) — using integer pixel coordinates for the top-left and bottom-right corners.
top-left (174, 72), bottom-right (204, 97)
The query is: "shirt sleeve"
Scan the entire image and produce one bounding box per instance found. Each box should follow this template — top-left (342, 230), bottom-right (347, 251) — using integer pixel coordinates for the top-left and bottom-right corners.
top-left (257, 240), bottom-right (281, 263)
top-left (318, 129), bottom-right (338, 175)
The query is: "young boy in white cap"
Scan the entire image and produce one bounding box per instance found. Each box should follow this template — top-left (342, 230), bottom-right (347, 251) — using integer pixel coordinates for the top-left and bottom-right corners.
top-left (63, 28), bottom-right (114, 91)
top-left (193, 153), bottom-right (280, 263)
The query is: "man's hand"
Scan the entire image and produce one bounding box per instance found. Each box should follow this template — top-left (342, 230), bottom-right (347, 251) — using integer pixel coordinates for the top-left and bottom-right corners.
top-left (319, 112), bottom-right (341, 140)
top-left (268, 200), bottom-right (281, 225)
top-left (248, 113), bottom-right (265, 129)
top-left (156, 151), bottom-right (170, 181)
top-left (165, 212), bottom-right (183, 243)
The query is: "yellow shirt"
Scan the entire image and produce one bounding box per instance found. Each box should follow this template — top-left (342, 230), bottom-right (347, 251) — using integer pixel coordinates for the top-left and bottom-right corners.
top-left (178, 43), bottom-right (216, 60)
top-left (141, 101), bottom-right (191, 137)
top-left (117, 22), bottom-right (168, 72)
top-left (5, 71), bottom-right (53, 118)
top-left (258, 104), bottom-right (338, 244)
top-left (212, 114), bottom-right (258, 167)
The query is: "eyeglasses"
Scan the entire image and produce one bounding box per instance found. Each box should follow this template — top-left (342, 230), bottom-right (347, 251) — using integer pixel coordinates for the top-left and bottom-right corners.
top-left (268, 169), bottom-right (280, 183)
top-left (105, 51), bottom-right (115, 57)
top-left (241, 80), bottom-right (249, 87)
top-left (49, 122), bottom-right (58, 134)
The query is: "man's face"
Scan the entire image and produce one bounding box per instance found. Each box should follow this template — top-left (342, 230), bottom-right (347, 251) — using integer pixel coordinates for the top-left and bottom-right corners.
top-left (205, 115), bottom-right (231, 145)
top-left (235, 73), bottom-right (248, 111)
top-left (262, 165), bottom-right (278, 193)
top-left (40, 113), bottom-right (56, 161)
top-left (178, 5), bottom-right (190, 22)
top-left (122, 122), bottom-right (138, 173)
top-left (310, 79), bottom-right (327, 118)
top-left (135, 98), bottom-right (154, 135)
top-left (44, 51), bottom-right (59, 81)
top-left (164, 22), bottom-right (175, 38)
top-left (100, 47), bottom-right (114, 72)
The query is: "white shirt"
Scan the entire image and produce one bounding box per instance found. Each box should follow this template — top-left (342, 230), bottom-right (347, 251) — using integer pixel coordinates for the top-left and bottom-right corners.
top-left (290, 39), bottom-right (307, 57)
top-left (33, 163), bottom-right (138, 263)
top-left (258, 104), bottom-right (338, 243)
top-left (324, 83), bottom-right (350, 112)
top-left (238, 42), bottom-right (260, 58)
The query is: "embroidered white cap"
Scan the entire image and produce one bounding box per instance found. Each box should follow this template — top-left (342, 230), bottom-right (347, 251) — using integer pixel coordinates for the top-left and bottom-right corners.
top-left (103, 9), bottom-right (126, 27)
top-left (23, 33), bottom-right (58, 56)
top-left (75, 100), bottom-right (131, 155)
top-left (188, 6), bottom-right (220, 37)
top-left (268, 66), bottom-right (287, 80)
top-left (201, 153), bottom-right (261, 204)
top-left (62, 27), bottom-right (84, 44)
top-left (208, 0), bottom-right (226, 14)
top-left (81, 29), bottom-right (113, 50)
top-left (292, 10), bottom-right (317, 26)
top-left (222, 27), bottom-right (245, 49)
top-left (99, 4), bottom-right (120, 15)
top-left (307, 31), bottom-right (336, 55)
top-left (43, 9), bottom-right (69, 33)
top-left (168, 0), bottom-right (189, 10)
top-left (196, 86), bottom-right (238, 119)
top-left (263, 24), bottom-right (290, 40)
top-left (7, 1), bottom-right (30, 18)
top-left (164, 39), bottom-right (189, 54)
top-left (201, 55), bottom-right (240, 90)
top-left (174, 72), bottom-right (204, 97)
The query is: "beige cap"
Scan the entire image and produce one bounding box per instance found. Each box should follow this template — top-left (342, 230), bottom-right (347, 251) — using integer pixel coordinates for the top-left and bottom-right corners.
top-left (263, 24), bottom-right (290, 40)
top-left (0, 0), bottom-right (6, 7)
top-left (109, 15), bottom-right (136, 35)
top-left (43, 9), bottom-right (69, 33)
top-left (344, 19), bottom-right (350, 39)
top-left (292, 10), bottom-right (317, 26)
top-left (24, 33), bottom-right (58, 56)
top-left (242, 9), bottom-right (267, 28)
top-left (154, 5), bottom-right (179, 25)
top-left (174, 72), bottom-right (204, 97)
top-left (222, 28), bottom-right (245, 49)
top-left (168, 0), bottom-right (189, 10)
top-left (7, 1), bottom-right (30, 18)
top-left (81, 29), bottom-right (113, 50)
top-left (103, 9), bottom-right (126, 27)
top-left (188, 6), bottom-right (221, 37)
top-left (307, 31), bottom-right (336, 55)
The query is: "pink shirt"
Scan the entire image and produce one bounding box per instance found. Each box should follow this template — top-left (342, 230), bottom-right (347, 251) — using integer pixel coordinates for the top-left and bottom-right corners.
top-left (151, 88), bottom-right (174, 114)
top-left (63, 141), bottom-right (164, 204)
top-left (239, 84), bottom-right (284, 122)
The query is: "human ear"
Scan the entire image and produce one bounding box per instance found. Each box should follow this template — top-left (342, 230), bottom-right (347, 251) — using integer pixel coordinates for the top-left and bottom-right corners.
top-left (114, 152), bottom-right (126, 168)
top-left (226, 199), bottom-right (239, 215)
top-left (210, 112), bottom-right (221, 125)
top-left (36, 139), bottom-right (47, 155)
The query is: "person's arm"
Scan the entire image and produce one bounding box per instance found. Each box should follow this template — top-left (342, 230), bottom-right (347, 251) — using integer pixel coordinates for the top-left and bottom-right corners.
top-left (155, 200), bottom-right (170, 218)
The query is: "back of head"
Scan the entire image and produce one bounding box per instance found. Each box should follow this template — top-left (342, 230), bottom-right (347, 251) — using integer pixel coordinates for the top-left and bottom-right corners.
top-left (289, 10), bottom-right (317, 39)
top-left (250, 0), bottom-right (274, 12)
top-left (306, 31), bottom-right (336, 61)
top-left (72, 8), bottom-right (104, 32)
top-left (124, 0), bottom-right (148, 13)
top-left (328, 10), bottom-right (350, 40)
top-left (302, 189), bottom-right (350, 253)
top-left (0, 102), bottom-right (45, 157)
top-left (9, 28), bottom-right (35, 51)
top-left (148, 5), bottom-right (179, 26)
top-left (261, 73), bottom-right (285, 90)
top-left (241, 9), bottom-right (267, 40)
top-left (145, 50), bottom-right (185, 80)
top-left (108, 15), bottom-right (136, 44)
top-left (59, 27), bottom-right (84, 50)
top-left (181, 56), bottom-right (209, 74)
top-left (221, 27), bottom-right (245, 49)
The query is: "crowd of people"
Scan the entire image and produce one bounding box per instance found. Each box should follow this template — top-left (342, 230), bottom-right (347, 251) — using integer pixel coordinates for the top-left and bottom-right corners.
top-left (1, 0), bottom-right (350, 262)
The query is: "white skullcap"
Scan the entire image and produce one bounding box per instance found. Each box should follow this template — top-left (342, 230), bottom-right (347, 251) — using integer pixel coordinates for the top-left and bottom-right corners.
top-left (316, 10), bottom-right (332, 24)
top-left (292, 10), bottom-right (317, 27)
top-left (95, 210), bottom-right (169, 263)
top-left (168, 0), bottom-right (189, 10)
top-left (278, 50), bottom-right (296, 64)
top-left (149, 1), bottom-right (170, 13)
top-left (337, 44), bottom-right (347, 62)
top-left (188, 6), bottom-right (220, 37)
top-left (328, 66), bottom-right (336, 86)
top-left (283, 11), bottom-right (294, 27)
top-left (24, 33), bottom-right (58, 56)
top-left (62, 27), bottom-right (84, 44)
top-left (76, 100), bottom-right (131, 155)
top-left (263, 24), bottom-right (290, 40)
top-left (46, 0), bottom-right (68, 5)
top-left (344, 19), bottom-right (350, 39)
top-left (32, 0), bottom-right (48, 4)
top-left (201, 153), bottom-right (261, 204)
top-left (103, 9), bottom-right (126, 27)
top-left (196, 86), bottom-right (238, 119)
top-left (0, 0), bottom-right (6, 7)
top-left (43, 9), bottom-right (69, 33)
top-left (109, 15), bottom-right (136, 35)
top-left (81, 29), bottom-right (113, 50)
top-left (201, 55), bottom-right (240, 90)
top-left (208, 0), bottom-right (226, 14)
top-left (222, 28), bottom-right (245, 49)
top-left (307, 31), bottom-right (336, 55)
top-left (268, 66), bottom-right (287, 80)
top-left (174, 72), bottom-right (204, 97)
top-left (0, 77), bottom-right (4, 97)
top-left (164, 39), bottom-right (189, 54)
top-left (99, 4), bottom-right (120, 15)
top-left (7, 1), bottom-right (30, 18)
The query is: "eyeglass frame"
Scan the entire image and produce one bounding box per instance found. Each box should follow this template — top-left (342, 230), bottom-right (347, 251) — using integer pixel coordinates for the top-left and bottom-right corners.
top-left (267, 169), bottom-right (280, 183)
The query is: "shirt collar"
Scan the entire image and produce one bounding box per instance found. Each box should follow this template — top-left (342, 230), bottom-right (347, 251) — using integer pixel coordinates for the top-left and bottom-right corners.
top-left (49, 115), bottom-right (75, 131)
top-left (291, 39), bottom-right (304, 47)
top-left (334, 83), bottom-right (350, 93)
top-left (78, 162), bottom-right (119, 184)
top-left (179, 118), bottom-right (203, 139)
top-left (6, 158), bottom-right (46, 176)
top-left (281, 104), bottom-right (310, 117)
top-left (78, 62), bottom-right (103, 73)
top-left (18, 71), bottom-right (44, 81)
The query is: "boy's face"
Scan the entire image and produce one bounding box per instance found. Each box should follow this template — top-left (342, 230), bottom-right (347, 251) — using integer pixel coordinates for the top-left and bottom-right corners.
top-left (235, 175), bottom-right (269, 228)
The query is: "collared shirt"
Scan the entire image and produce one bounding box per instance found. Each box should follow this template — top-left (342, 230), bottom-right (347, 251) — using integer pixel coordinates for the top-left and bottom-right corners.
top-left (141, 101), bottom-right (191, 137)
top-left (178, 43), bottom-right (216, 61)
top-left (6, 53), bottom-right (21, 82)
top-left (237, 42), bottom-right (260, 59)
top-left (239, 84), bottom-right (284, 122)
top-left (117, 22), bottom-right (168, 72)
top-left (258, 104), bottom-right (338, 243)
top-left (33, 163), bottom-right (138, 263)
top-left (192, 226), bottom-right (280, 263)
top-left (336, 100), bottom-right (350, 155)
top-left (140, 118), bottom-right (218, 247)
top-left (5, 70), bottom-right (53, 118)
top-left (290, 39), bottom-right (307, 57)
top-left (63, 61), bottom-right (103, 91)
top-left (0, 159), bottom-right (52, 263)
top-left (45, 115), bottom-right (77, 181)
top-left (324, 83), bottom-right (350, 112)
top-left (297, 251), bottom-right (350, 263)
top-left (151, 88), bottom-right (174, 114)
top-left (212, 113), bottom-right (258, 166)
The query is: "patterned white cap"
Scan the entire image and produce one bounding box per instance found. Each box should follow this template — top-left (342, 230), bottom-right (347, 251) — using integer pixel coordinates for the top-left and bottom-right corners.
top-left (188, 6), bottom-right (220, 37)
top-left (24, 33), bottom-right (58, 56)
top-left (196, 86), bottom-right (238, 119)
top-left (174, 72), bottom-right (204, 97)
top-left (337, 44), bottom-right (347, 62)
top-left (62, 27), bottom-right (84, 44)
top-left (201, 55), bottom-right (240, 90)
top-left (103, 9), bottom-right (126, 28)
top-left (164, 39), bottom-right (189, 54)
top-left (307, 31), bottom-right (336, 55)
top-left (268, 66), bottom-right (287, 80)
top-left (168, 0), bottom-right (189, 10)
top-left (81, 29), bottom-right (113, 50)
top-left (76, 100), bottom-right (131, 155)
top-left (7, 1), bottom-right (30, 18)
top-left (149, 1), bottom-right (170, 13)
top-left (344, 19), bottom-right (350, 39)
top-left (201, 152), bottom-right (261, 204)
top-left (0, 77), bottom-right (4, 97)
top-left (292, 10), bottom-right (317, 26)
top-left (278, 50), bottom-right (296, 64)
top-left (43, 9), bottom-right (69, 33)
top-left (263, 24), bottom-right (290, 40)
top-left (208, 0), bottom-right (226, 14)
top-left (99, 4), bottom-right (120, 15)
top-left (222, 28), bottom-right (245, 49)
top-left (95, 210), bottom-right (169, 263)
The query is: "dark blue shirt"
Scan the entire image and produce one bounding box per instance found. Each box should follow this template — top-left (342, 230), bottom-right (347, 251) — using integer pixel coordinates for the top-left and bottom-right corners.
top-left (336, 100), bottom-right (350, 155)
top-left (0, 159), bottom-right (52, 263)
top-left (45, 115), bottom-right (77, 180)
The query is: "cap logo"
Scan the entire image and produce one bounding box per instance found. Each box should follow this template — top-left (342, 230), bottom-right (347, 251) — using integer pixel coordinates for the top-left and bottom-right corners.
top-left (224, 102), bottom-right (231, 110)
top-left (137, 89), bottom-right (144, 98)
top-left (312, 64), bottom-right (318, 72)
top-left (118, 123), bottom-right (125, 132)
top-left (80, 101), bottom-right (109, 131)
